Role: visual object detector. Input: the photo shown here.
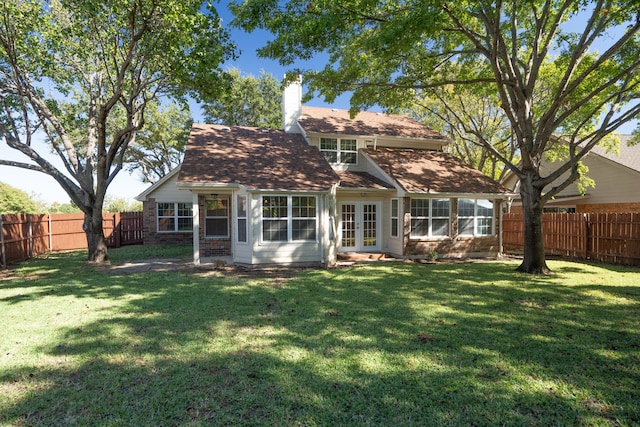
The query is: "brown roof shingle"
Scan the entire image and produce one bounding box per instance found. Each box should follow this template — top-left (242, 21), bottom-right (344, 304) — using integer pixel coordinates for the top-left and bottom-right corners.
top-left (178, 124), bottom-right (339, 191)
top-left (364, 148), bottom-right (511, 195)
top-left (299, 106), bottom-right (447, 140)
top-left (337, 171), bottom-right (395, 190)
top-left (590, 135), bottom-right (640, 172)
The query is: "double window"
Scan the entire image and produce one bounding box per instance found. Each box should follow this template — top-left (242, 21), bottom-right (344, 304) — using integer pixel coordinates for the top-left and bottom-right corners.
top-left (205, 197), bottom-right (229, 238)
top-left (157, 202), bottom-right (192, 232)
top-left (262, 195), bottom-right (317, 242)
top-left (320, 137), bottom-right (357, 164)
top-left (410, 198), bottom-right (450, 237)
top-left (458, 199), bottom-right (494, 236)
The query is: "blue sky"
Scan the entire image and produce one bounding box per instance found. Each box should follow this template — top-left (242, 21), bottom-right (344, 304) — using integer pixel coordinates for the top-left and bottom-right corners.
top-left (1, 3), bottom-right (637, 205)
top-left (0, 3), bottom-right (351, 205)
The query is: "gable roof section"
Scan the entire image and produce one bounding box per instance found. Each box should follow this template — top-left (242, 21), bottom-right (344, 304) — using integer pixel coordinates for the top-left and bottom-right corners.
top-left (589, 135), bottom-right (640, 173)
top-left (178, 124), bottom-right (339, 191)
top-left (364, 148), bottom-right (512, 195)
top-left (337, 171), bottom-right (395, 190)
top-left (298, 106), bottom-right (447, 140)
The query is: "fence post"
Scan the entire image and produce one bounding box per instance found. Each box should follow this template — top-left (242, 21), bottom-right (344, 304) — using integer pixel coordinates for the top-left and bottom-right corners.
top-left (48, 214), bottom-right (53, 253)
top-left (583, 213), bottom-right (589, 260)
top-left (114, 213), bottom-right (121, 248)
top-left (28, 214), bottom-right (33, 259)
top-left (0, 215), bottom-right (6, 269)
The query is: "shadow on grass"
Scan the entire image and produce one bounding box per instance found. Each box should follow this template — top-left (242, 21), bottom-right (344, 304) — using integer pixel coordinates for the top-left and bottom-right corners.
top-left (1, 256), bottom-right (639, 425)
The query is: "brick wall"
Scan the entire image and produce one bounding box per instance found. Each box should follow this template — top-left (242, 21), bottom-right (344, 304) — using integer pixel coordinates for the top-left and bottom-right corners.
top-left (142, 198), bottom-right (192, 246)
top-left (576, 202), bottom-right (640, 213)
top-left (402, 197), bottom-right (502, 258)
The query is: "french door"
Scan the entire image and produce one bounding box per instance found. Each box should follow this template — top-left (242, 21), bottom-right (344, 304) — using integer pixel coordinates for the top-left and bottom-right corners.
top-left (339, 202), bottom-right (381, 251)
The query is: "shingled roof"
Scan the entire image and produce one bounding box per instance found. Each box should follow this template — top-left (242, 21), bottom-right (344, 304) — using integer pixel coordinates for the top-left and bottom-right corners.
top-left (364, 148), bottom-right (512, 195)
top-left (298, 106), bottom-right (447, 140)
top-left (590, 135), bottom-right (640, 173)
top-left (178, 124), bottom-right (339, 191)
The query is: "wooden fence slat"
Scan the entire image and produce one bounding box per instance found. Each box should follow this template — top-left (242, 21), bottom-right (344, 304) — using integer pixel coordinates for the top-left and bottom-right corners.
top-left (503, 212), bottom-right (640, 266)
top-left (1, 211), bottom-right (144, 266)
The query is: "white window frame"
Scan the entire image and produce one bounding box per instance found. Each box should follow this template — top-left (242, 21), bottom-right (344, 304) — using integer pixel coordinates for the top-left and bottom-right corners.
top-left (261, 195), bottom-right (318, 242)
top-left (320, 137), bottom-right (358, 164)
top-left (391, 198), bottom-right (399, 237)
top-left (458, 199), bottom-right (494, 237)
top-left (157, 202), bottom-right (193, 233)
top-left (236, 195), bottom-right (248, 243)
top-left (204, 196), bottom-right (230, 239)
top-left (410, 198), bottom-right (450, 238)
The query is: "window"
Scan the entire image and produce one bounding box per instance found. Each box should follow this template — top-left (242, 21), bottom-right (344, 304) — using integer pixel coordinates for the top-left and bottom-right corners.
top-left (205, 197), bottom-right (229, 238)
top-left (292, 196), bottom-right (317, 241)
top-left (262, 195), bottom-right (317, 242)
top-left (391, 199), bottom-right (399, 237)
top-left (410, 198), bottom-right (450, 237)
top-left (157, 202), bottom-right (192, 232)
top-left (458, 199), bottom-right (494, 236)
top-left (237, 195), bottom-right (247, 242)
top-left (320, 137), bottom-right (357, 164)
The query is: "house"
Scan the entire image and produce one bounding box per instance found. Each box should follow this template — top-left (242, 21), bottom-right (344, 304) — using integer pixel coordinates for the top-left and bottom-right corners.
top-left (502, 135), bottom-right (640, 213)
top-left (136, 80), bottom-right (514, 266)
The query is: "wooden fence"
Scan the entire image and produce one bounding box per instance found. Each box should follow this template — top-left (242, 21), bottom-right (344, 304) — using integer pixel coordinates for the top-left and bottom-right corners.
top-left (1, 212), bottom-right (143, 268)
top-left (503, 212), bottom-right (640, 266)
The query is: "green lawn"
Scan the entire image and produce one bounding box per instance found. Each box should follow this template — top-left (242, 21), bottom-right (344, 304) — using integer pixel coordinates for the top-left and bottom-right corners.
top-left (1, 247), bottom-right (639, 426)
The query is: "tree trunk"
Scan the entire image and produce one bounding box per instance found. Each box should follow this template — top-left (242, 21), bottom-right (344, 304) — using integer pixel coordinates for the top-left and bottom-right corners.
top-left (516, 174), bottom-right (551, 274)
top-left (84, 208), bottom-right (109, 263)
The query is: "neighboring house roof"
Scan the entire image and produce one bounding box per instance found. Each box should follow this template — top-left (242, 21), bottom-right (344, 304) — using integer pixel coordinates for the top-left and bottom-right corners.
top-left (178, 124), bottom-right (339, 191)
top-left (337, 171), bottom-right (396, 190)
top-left (589, 135), bottom-right (640, 173)
top-left (365, 148), bottom-right (512, 195)
top-left (299, 106), bottom-right (447, 140)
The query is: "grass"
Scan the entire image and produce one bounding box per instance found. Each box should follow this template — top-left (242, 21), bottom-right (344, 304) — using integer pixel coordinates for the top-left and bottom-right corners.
top-left (1, 247), bottom-right (639, 426)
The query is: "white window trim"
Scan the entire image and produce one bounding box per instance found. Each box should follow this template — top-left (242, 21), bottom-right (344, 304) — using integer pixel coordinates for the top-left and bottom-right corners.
top-left (320, 137), bottom-right (358, 165)
top-left (204, 196), bottom-right (230, 239)
top-left (261, 195), bottom-right (318, 243)
top-left (458, 199), bottom-right (495, 237)
top-left (391, 198), bottom-right (399, 238)
top-left (410, 198), bottom-right (451, 238)
top-left (156, 202), bottom-right (193, 233)
top-left (236, 195), bottom-right (248, 243)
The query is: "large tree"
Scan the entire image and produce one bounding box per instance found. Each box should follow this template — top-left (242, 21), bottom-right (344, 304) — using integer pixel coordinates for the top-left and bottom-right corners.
top-left (232, 0), bottom-right (640, 274)
top-left (404, 87), bottom-right (519, 182)
top-left (124, 100), bottom-right (193, 184)
top-left (202, 68), bottom-right (281, 128)
top-left (0, 0), bottom-right (234, 262)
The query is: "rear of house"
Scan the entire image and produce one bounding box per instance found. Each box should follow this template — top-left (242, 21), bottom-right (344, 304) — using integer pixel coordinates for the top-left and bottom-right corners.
top-left (137, 80), bottom-right (513, 266)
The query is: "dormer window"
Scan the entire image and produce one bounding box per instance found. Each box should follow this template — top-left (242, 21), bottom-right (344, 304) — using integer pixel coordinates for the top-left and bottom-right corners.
top-left (320, 137), bottom-right (357, 164)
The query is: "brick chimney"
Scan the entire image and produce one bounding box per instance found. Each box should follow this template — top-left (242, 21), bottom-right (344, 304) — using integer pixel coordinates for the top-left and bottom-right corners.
top-left (282, 75), bottom-right (302, 133)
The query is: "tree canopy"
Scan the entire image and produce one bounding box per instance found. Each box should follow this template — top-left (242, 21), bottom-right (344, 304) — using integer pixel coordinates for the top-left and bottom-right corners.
top-left (232, 0), bottom-right (640, 274)
top-left (0, 182), bottom-right (39, 214)
top-left (0, 0), bottom-right (235, 261)
top-left (125, 100), bottom-right (193, 184)
top-left (202, 68), bottom-right (282, 128)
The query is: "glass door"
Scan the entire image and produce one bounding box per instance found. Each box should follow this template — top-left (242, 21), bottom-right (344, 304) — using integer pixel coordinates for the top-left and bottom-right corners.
top-left (339, 202), bottom-right (380, 251)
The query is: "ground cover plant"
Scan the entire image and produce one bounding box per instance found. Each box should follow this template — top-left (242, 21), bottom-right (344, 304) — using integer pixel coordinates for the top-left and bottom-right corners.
top-left (1, 247), bottom-right (639, 426)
